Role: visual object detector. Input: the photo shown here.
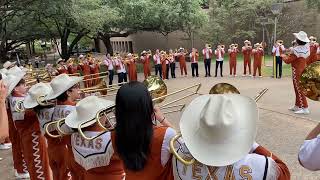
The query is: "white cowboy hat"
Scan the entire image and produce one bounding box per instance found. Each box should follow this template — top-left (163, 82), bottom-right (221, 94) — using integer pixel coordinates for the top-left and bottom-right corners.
top-left (244, 40), bottom-right (251, 44)
top-left (3, 61), bottom-right (16, 69)
top-left (293, 31), bottom-right (310, 43)
top-left (79, 54), bottom-right (84, 58)
top-left (127, 53), bottom-right (133, 57)
top-left (180, 94), bottom-right (257, 166)
top-left (0, 68), bottom-right (8, 75)
top-left (309, 36), bottom-right (317, 41)
top-left (6, 66), bottom-right (27, 75)
top-left (45, 74), bottom-right (82, 100)
top-left (141, 50), bottom-right (147, 55)
top-left (65, 96), bottom-right (115, 129)
top-left (56, 58), bottom-right (64, 65)
top-left (4, 73), bottom-right (26, 95)
top-left (0, 72), bottom-right (7, 80)
top-left (24, 83), bottom-right (53, 109)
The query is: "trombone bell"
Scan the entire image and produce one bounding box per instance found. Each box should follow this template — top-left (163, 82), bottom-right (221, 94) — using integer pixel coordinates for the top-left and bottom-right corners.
top-left (143, 75), bottom-right (167, 103)
top-left (209, 83), bottom-right (240, 94)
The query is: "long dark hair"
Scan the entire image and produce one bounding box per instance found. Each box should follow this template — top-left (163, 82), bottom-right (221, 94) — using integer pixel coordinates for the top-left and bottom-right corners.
top-left (115, 81), bottom-right (154, 171)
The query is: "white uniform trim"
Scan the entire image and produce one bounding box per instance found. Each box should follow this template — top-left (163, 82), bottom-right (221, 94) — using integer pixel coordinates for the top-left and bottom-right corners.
top-left (9, 96), bottom-right (25, 121)
top-left (299, 136), bottom-right (320, 171)
top-left (293, 44), bottom-right (310, 59)
top-left (71, 131), bottom-right (114, 170)
top-left (37, 108), bottom-right (54, 135)
top-left (161, 127), bottom-right (177, 166)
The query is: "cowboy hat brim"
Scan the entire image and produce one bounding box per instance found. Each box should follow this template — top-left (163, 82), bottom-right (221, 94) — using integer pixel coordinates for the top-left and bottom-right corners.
top-left (180, 94), bottom-right (257, 167)
top-left (45, 76), bottom-right (82, 100)
top-left (65, 97), bottom-right (115, 129)
top-left (293, 33), bottom-right (310, 43)
top-left (24, 83), bottom-right (53, 109)
top-left (5, 73), bottom-right (26, 96)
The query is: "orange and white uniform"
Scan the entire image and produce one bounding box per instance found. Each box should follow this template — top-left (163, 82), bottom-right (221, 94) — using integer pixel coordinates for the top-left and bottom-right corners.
top-left (57, 65), bottom-right (69, 75)
top-left (127, 58), bottom-right (137, 82)
top-left (282, 44), bottom-right (310, 109)
top-left (111, 126), bottom-right (176, 180)
top-left (66, 131), bottom-right (125, 179)
top-left (177, 53), bottom-right (187, 76)
top-left (90, 62), bottom-right (100, 86)
top-left (47, 100), bottom-right (76, 180)
top-left (173, 142), bottom-right (290, 180)
top-left (9, 95), bottom-right (50, 180)
top-left (307, 43), bottom-right (319, 65)
top-left (252, 48), bottom-right (264, 77)
top-left (228, 48), bottom-right (239, 76)
top-left (79, 62), bottom-right (92, 88)
top-left (6, 98), bottom-right (27, 175)
top-left (242, 46), bottom-right (252, 75)
top-left (141, 55), bottom-right (151, 79)
top-left (299, 136), bottom-right (320, 171)
top-left (68, 64), bottom-right (79, 75)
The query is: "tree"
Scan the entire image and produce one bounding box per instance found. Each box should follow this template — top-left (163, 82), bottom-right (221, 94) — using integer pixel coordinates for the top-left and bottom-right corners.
top-left (32, 0), bottom-right (116, 60)
top-left (98, 0), bottom-right (208, 55)
top-left (306, 0), bottom-right (320, 11)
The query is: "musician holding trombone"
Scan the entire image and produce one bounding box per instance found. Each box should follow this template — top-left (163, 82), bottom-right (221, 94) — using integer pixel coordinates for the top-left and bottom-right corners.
top-left (103, 53), bottom-right (115, 85)
top-left (214, 44), bottom-right (225, 77)
top-left (189, 48), bottom-right (199, 77)
top-left (202, 44), bottom-right (213, 77)
top-left (0, 80), bottom-right (8, 141)
top-left (272, 40), bottom-right (286, 79)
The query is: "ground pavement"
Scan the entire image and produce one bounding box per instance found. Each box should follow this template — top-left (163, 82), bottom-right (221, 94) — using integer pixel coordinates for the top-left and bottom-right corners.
top-left (1, 61), bottom-right (319, 179)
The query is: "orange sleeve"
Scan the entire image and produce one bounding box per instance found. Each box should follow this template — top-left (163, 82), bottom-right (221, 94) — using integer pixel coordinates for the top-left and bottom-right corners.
top-left (254, 146), bottom-right (290, 180)
top-left (281, 54), bottom-right (296, 64)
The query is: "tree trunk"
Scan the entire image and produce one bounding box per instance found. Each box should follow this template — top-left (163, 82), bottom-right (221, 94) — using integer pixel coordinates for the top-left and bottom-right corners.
top-left (61, 35), bottom-right (69, 60)
top-left (102, 35), bottom-right (114, 56)
top-left (94, 38), bottom-right (100, 53)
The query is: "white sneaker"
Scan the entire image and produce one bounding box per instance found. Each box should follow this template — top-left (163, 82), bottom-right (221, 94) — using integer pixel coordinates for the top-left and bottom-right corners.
top-left (259, 76), bottom-right (263, 78)
top-left (242, 74), bottom-right (246, 77)
top-left (14, 170), bottom-right (30, 179)
top-left (288, 106), bottom-right (301, 111)
top-left (234, 75), bottom-right (237, 77)
top-left (0, 143), bottom-right (11, 150)
top-left (0, 157), bottom-right (3, 161)
top-left (294, 108), bottom-right (310, 115)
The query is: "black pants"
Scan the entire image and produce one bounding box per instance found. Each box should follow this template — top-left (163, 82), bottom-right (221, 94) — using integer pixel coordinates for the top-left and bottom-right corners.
top-left (165, 64), bottom-right (170, 79)
top-left (215, 61), bottom-right (223, 77)
top-left (155, 64), bottom-right (162, 78)
top-left (118, 72), bottom-right (127, 84)
top-left (191, 63), bottom-right (199, 77)
top-left (170, 63), bottom-right (176, 78)
top-left (108, 70), bottom-right (114, 85)
top-left (204, 59), bottom-right (211, 76)
top-left (276, 56), bottom-right (282, 78)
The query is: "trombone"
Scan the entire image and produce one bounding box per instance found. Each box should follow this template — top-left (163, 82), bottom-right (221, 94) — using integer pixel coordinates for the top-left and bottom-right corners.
top-left (300, 61), bottom-right (320, 101)
top-left (170, 83), bottom-right (268, 165)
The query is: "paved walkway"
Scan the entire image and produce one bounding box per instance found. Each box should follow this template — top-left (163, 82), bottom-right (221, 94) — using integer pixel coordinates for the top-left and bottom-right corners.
top-left (1, 61), bottom-right (319, 179)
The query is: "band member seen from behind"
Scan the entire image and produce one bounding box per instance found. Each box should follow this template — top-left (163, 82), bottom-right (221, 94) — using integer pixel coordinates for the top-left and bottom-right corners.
top-left (104, 53), bottom-right (115, 85)
top-left (153, 49), bottom-right (162, 79)
top-left (252, 43), bottom-right (264, 78)
top-left (168, 49), bottom-right (176, 78)
top-left (115, 54), bottom-right (128, 84)
top-left (140, 50), bottom-right (152, 79)
top-left (242, 40), bottom-right (253, 76)
top-left (190, 48), bottom-right (199, 77)
top-left (6, 74), bottom-right (51, 180)
top-left (215, 44), bottom-right (225, 77)
top-left (202, 44), bottom-right (213, 77)
top-left (228, 44), bottom-right (239, 77)
top-left (272, 40), bottom-right (286, 79)
top-left (172, 94), bottom-right (290, 180)
top-left (112, 82), bottom-right (175, 180)
top-left (63, 96), bottom-right (125, 179)
top-left (281, 31), bottom-right (310, 115)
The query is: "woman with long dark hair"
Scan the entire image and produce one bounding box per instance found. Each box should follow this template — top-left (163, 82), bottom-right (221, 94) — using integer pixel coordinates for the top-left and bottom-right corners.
top-left (111, 81), bottom-right (175, 180)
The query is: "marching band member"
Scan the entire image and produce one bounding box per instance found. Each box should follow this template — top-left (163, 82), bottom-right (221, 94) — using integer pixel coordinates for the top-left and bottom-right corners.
top-left (253, 43), bottom-right (264, 78)
top-left (79, 55), bottom-right (92, 88)
top-left (67, 58), bottom-right (79, 75)
top-left (2, 61), bottom-right (16, 70)
top-left (44, 74), bottom-right (82, 180)
top-left (281, 31), bottom-right (310, 114)
top-left (168, 49), bottom-right (176, 78)
top-left (299, 122), bottom-right (320, 171)
top-left (153, 49), bottom-right (162, 78)
top-left (228, 44), bottom-right (239, 77)
top-left (161, 51), bottom-right (169, 80)
top-left (172, 94), bottom-right (290, 180)
top-left (112, 82), bottom-right (175, 180)
top-left (202, 44), bottom-right (213, 77)
top-left (6, 73), bottom-right (50, 180)
top-left (190, 48), bottom-right (199, 77)
top-left (272, 40), bottom-right (286, 79)
top-left (140, 50), bottom-right (152, 79)
top-left (177, 48), bottom-right (188, 77)
top-left (115, 54), bottom-right (128, 84)
top-left (242, 40), bottom-right (253, 76)
top-left (127, 53), bottom-right (138, 82)
top-left (56, 58), bottom-right (68, 75)
top-left (215, 44), bottom-right (225, 77)
top-left (63, 96), bottom-right (125, 179)
top-left (0, 80), bottom-right (8, 140)
top-left (103, 53), bottom-right (115, 85)
top-left (89, 57), bottom-right (101, 86)
top-left (307, 36), bottom-right (319, 65)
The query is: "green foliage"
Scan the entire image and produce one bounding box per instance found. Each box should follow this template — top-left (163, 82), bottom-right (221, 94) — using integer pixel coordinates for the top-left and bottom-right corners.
top-left (305, 0), bottom-right (320, 11)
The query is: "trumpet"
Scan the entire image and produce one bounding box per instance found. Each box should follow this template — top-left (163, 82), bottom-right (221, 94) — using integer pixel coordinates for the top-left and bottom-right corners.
top-left (170, 83), bottom-right (268, 165)
top-left (234, 44), bottom-right (239, 48)
top-left (221, 45), bottom-right (225, 49)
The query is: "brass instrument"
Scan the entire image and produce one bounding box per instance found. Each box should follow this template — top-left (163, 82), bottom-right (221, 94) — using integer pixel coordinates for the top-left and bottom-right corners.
top-left (221, 45), bottom-right (225, 49)
top-left (300, 61), bottom-right (320, 101)
top-left (277, 40), bottom-right (284, 45)
top-left (170, 83), bottom-right (268, 165)
top-left (234, 44), bottom-right (239, 48)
